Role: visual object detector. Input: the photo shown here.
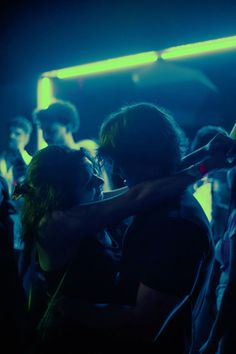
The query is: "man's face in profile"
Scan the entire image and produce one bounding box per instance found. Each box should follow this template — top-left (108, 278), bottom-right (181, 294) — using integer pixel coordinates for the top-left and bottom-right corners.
top-left (41, 122), bottom-right (68, 146)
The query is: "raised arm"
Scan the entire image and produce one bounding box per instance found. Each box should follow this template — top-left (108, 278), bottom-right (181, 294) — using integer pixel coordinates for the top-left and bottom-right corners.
top-left (39, 151), bottom-right (232, 270)
top-left (181, 133), bottom-right (235, 169)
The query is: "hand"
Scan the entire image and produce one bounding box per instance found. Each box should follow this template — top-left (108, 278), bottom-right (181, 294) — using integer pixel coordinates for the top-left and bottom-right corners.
top-left (207, 133), bottom-right (236, 157)
top-left (203, 151), bottom-right (233, 173)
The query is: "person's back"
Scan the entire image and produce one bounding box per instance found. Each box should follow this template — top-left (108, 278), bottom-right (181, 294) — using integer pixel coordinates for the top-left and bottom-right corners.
top-left (116, 190), bottom-right (212, 353)
top-left (98, 102), bottom-right (214, 352)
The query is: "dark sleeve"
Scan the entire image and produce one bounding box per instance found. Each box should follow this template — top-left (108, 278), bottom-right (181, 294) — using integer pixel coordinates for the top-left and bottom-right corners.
top-left (139, 218), bottom-right (209, 296)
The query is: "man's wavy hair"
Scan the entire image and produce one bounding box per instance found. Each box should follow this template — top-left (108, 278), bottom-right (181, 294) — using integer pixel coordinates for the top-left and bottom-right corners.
top-left (33, 100), bottom-right (80, 133)
top-left (99, 102), bottom-right (188, 175)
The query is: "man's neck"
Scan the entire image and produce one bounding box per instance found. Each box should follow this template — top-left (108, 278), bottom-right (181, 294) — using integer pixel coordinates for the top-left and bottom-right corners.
top-left (64, 134), bottom-right (77, 149)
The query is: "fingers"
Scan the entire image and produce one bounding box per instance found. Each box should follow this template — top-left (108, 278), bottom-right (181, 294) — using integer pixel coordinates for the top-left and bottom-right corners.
top-left (208, 133), bottom-right (234, 155)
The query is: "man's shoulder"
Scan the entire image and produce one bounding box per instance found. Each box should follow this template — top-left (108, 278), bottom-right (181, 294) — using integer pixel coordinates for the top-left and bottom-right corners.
top-left (139, 191), bottom-right (212, 243)
top-left (179, 191), bottom-right (211, 232)
top-left (140, 191), bottom-right (209, 226)
top-left (74, 139), bottom-right (98, 157)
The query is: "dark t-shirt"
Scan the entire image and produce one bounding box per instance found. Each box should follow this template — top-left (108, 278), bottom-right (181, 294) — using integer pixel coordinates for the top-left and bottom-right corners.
top-left (32, 230), bottom-right (122, 354)
top-left (116, 191), bottom-right (213, 353)
top-left (44, 230), bottom-right (121, 302)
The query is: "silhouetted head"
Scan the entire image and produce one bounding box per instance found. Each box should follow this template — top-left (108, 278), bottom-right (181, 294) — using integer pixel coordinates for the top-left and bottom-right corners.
top-left (190, 125), bottom-right (228, 152)
top-left (99, 102), bottom-right (188, 185)
top-left (33, 100), bottom-right (80, 145)
top-left (7, 116), bottom-right (32, 151)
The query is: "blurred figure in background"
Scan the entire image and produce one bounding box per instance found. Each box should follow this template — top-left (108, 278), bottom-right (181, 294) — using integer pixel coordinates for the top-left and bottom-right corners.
top-left (188, 125), bottom-right (231, 354)
top-left (0, 116), bottom-right (33, 256)
top-left (33, 100), bottom-right (113, 191)
top-left (189, 125), bottom-right (230, 243)
top-left (199, 166), bottom-right (236, 354)
top-left (0, 116), bottom-right (33, 195)
top-left (33, 100), bottom-right (80, 149)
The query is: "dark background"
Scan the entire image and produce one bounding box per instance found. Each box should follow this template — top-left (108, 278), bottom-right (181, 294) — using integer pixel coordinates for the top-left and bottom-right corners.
top-left (1, 0), bottom-right (236, 153)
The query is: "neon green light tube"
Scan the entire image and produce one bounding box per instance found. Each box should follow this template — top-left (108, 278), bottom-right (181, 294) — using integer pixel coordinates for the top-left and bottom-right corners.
top-left (37, 77), bottom-right (54, 109)
top-left (161, 35), bottom-right (236, 60)
top-left (44, 51), bottom-right (158, 79)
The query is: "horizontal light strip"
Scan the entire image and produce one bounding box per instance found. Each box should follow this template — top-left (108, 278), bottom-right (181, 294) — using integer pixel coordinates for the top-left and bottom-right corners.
top-left (160, 35), bottom-right (236, 60)
top-left (43, 51), bottom-right (158, 79)
top-left (41, 35), bottom-right (236, 80)
top-left (37, 35), bottom-right (236, 151)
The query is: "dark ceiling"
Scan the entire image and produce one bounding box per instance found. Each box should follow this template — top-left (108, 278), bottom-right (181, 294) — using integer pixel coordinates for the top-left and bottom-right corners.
top-left (1, 0), bottom-right (236, 85)
top-left (0, 0), bottom-right (236, 149)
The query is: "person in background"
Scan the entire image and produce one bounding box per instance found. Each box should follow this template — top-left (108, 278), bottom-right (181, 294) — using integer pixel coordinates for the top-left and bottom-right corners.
top-left (189, 125), bottom-right (230, 243)
top-left (199, 166), bottom-right (236, 354)
top-left (183, 126), bottom-right (234, 354)
top-left (33, 100), bottom-right (112, 191)
top-left (33, 100), bottom-right (80, 149)
top-left (188, 126), bottom-right (231, 352)
top-left (0, 116), bottom-right (33, 257)
top-left (0, 116), bottom-right (33, 195)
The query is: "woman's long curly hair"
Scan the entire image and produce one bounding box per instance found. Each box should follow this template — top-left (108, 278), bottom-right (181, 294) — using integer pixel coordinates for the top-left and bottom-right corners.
top-left (18, 145), bottom-right (96, 273)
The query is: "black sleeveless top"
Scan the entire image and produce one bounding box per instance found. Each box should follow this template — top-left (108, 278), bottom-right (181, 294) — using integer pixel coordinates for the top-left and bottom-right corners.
top-left (45, 230), bottom-right (121, 303)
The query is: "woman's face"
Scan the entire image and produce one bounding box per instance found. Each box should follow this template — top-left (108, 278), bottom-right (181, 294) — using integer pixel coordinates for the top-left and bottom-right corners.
top-left (76, 156), bottom-right (104, 204)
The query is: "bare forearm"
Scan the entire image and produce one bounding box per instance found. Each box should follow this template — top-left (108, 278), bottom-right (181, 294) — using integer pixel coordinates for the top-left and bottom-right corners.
top-left (181, 146), bottom-right (208, 169)
top-left (181, 132), bottom-right (236, 169)
top-left (103, 186), bottom-right (129, 199)
top-left (64, 170), bottom-right (197, 234)
top-left (51, 161), bottom-right (217, 236)
top-left (48, 156), bottom-right (228, 250)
